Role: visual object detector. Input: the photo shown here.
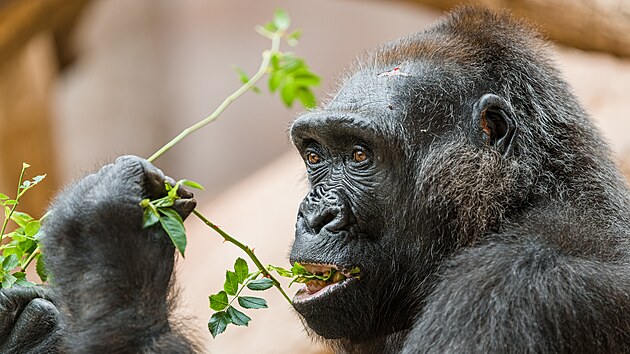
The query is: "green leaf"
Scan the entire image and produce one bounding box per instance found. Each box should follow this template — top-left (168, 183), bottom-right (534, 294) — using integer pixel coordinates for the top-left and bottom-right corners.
top-left (3, 200), bottom-right (17, 206)
top-left (0, 193), bottom-right (8, 201)
top-left (2, 254), bottom-right (18, 271)
top-left (293, 72), bottom-right (321, 87)
top-left (24, 221), bottom-right (40, 237)
top-left (208, 311), bottom-right (232, 338)
top-left (273, 9), bottom-right (290, 31)
top-left (267, 264), bottom-right (293, 277)
top-left (280, 83), bottom-right (296, 107)
top-left (235, 66), bottom-right (250, 84)
top-left (287, 29), bottom-right (302, 46)
top-left (226, 306), bottom-right (251, 326)
top-left (153, 196), bottom-right (174, 208)
top-left (262, 22), bottom-right (278, 33)
top-left (10, 211), bottom-right (33, 228)
top-left (270, 53), bottom-right (281, 70)
top-left (180, 179), bottom-right (205, 190)
top-left (35, 254), bottom-right (48, 282)
top-left (142, 206), bottom-right (160, 228)
top-left (2, 273), bottom-right (16, 288)
top-left (224, 270), bottom-right (240, 296)
top-left (238, 296), bottom-right (268, 309)
top-left (296, 88), bottom-right (317, 108)
top-left (158, 208), bottom-right (187, 257)
top-left (234, 258), bottom-right (249, 283)
top-left (268, 72), bottom-right (284, 92)
top-left (247, 277), bottom-right (274, 291)
top-left (21, 180), bottom-right (31, 189)
top-left (13, 272), bottom-right (33, 287)
top-left (209, 291), bottom-right (229, 311)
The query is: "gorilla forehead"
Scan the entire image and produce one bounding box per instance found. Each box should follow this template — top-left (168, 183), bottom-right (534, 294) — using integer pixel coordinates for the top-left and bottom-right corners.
top-left (294, 64), bottom-right (470, 147)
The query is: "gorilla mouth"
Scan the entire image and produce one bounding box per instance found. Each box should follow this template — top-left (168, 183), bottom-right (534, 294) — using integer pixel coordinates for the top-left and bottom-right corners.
top-left (293, 263), bottom-right (360, 303)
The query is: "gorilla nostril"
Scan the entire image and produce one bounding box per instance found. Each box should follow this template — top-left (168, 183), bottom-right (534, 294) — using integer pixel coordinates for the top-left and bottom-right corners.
top-left (306, 205), bottom-right (354, 234)
top-left (306, 209), bottom-right (336, 234)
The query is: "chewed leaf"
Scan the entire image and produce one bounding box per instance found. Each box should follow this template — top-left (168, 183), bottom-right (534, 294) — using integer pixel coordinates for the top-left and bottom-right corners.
top-left (158, 208), bottom-right (187, 257)
top-left (234, 258), bottom-right (249, 283)
top-left (267, 264), bottom-right (293, 277)
top-left (238, 296), bottom-right (268, 309)
top-left (247, 278), bottom-right (274, 291)
top-left (208, 311), bottom-right (232, 338)
top-left (227, 306), bottom-right (251, 327)
top-left (209, 291), bottom-right (229, 311)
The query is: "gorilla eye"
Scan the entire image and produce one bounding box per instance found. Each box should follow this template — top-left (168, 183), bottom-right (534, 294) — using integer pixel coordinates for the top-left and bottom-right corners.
top-left (307, 152), bottom-right (321, 165)
top-left (353, 148), bottom-right (368, 163)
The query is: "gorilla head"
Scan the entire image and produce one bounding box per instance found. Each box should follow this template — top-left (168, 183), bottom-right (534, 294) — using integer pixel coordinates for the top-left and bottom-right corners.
top-left (287, 6), bottom-right (627, 349)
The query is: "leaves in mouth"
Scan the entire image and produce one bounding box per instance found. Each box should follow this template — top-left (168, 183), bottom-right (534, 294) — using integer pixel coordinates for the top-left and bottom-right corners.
top-left (268, 262), bottom-right (361, 287)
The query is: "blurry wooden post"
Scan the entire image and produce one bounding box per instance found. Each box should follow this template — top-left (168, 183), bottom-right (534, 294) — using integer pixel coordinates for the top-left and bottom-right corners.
top-left (0, 0), bottom-right (90, 215)
top-left (0, 35), bottom-right (58, 215)
top-left (402, 0), bottom-right (630, 58)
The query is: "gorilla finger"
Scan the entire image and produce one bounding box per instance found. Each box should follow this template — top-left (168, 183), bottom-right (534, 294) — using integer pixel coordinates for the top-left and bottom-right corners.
top-left (172, 198), bottom-right (197, 220)
top-left (164, 176), bottom-right (194, 199)
top-left (145, 166), bottom-right (169, 199)
top-left (4, 298), bottom-right (61, 352)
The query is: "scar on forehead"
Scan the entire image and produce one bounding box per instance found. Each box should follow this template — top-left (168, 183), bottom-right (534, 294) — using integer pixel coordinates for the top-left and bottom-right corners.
top-left (377, 66), bottom-right (411, 78)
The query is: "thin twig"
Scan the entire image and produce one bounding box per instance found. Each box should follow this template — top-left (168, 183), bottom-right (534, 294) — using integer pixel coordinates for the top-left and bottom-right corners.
top-left (147, 34), bottom-right (281, 163)
top-left (193, 210), bottom-right (292, 305)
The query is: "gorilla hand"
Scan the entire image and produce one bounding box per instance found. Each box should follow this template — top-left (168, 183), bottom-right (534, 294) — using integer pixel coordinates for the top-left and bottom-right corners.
top-left (41, 155), bottom-right (198, 352)
top-left (0, 286), bottom-right (62, 353)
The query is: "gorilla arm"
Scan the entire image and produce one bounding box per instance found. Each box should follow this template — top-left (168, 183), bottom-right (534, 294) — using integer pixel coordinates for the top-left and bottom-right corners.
top-left (40, 156), bottom-right (198, 352)
top-left (401, 233), bottom-right (630, 354)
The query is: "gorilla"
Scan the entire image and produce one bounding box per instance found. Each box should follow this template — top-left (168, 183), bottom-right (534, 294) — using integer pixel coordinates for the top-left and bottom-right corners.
top-left (2, 6), bottom-right (630, 354)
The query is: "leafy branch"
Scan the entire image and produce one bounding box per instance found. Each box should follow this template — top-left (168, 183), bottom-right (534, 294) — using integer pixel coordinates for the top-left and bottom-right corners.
top-left (147, 9), bottom-right (318, 163)
top-left (0, 163), bottom-right (49, 288)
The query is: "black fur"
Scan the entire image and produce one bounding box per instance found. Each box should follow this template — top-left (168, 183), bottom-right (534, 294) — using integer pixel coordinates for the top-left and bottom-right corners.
top-left (289, 7), bottom-right (630, 354)
top-left (41, 156), bottom-right (198, 353)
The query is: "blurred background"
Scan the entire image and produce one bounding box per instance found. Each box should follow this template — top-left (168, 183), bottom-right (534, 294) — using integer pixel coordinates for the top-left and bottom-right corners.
top-left (0, 0), bottom-right (628, 353)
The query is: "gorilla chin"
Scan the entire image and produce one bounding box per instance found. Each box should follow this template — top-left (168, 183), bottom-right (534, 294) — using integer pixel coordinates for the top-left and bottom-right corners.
top-left (291, 272), bottom-right (369, 340)
top-left (289, 222), bottom-right (379, 340)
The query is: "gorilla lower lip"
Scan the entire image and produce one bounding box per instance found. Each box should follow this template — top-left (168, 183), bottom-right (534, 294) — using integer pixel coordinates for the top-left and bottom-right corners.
top-left (294, 277), bottom-right (357, 303)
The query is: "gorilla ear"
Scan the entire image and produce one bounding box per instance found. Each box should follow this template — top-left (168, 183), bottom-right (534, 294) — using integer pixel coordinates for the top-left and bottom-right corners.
top-left (473, 93), bottom-right (518, 156)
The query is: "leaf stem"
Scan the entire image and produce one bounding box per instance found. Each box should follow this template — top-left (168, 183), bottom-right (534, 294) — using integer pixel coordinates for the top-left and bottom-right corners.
top-left (193, 209), bottom-right (292, 305)
top-left (147, 34), bottom-right (282, 163)
top-left (20, 246), bottom-right (40, 272)
top-left (227, 270), bottom-right (261, 307)
top-left (1, 164), bottom-right (28, 242)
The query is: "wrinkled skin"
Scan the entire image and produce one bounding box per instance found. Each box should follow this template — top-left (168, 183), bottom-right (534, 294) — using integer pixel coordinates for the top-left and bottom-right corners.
top-left (289, 7), bottom-right (630, 354)
top-left (0, 286), bottom-right (61, 353)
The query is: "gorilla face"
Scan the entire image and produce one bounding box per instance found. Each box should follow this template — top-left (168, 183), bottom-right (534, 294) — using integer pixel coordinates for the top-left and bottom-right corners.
top-left (289, 65), bottom-right (455, 340)
top-left (289, 55), bottom-right (522, 340)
